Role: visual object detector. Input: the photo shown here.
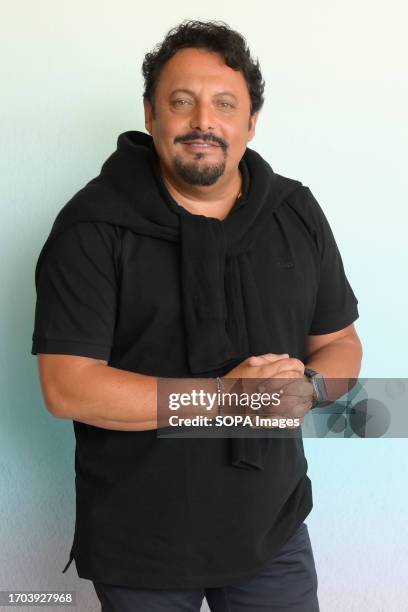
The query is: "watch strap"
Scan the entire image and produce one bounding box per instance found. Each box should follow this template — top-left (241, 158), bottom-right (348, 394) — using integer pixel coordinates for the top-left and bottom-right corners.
top-left (304, 367), bottom-right (329, 407)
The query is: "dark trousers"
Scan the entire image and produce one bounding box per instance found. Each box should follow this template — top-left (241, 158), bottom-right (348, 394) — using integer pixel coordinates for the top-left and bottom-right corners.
top-left (93, 522), bottom-right (320, 611)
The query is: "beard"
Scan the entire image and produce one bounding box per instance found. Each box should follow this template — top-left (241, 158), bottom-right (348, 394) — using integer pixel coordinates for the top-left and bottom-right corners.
top-left (174, 152), bottom-right (226, 186)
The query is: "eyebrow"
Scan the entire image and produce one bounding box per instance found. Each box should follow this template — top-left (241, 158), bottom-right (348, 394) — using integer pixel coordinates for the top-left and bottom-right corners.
top-left (169, 88), bottom-right (238, 101)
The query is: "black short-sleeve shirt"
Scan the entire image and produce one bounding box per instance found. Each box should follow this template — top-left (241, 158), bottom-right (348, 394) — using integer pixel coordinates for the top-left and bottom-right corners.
top-left (32, 222), bottom-right (120, 360)
top-left (31, 179), bottom-right (359, 589)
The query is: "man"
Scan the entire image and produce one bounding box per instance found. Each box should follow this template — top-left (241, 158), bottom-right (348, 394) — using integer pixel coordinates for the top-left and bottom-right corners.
top-left (31, 19), bottom-right (362, 612)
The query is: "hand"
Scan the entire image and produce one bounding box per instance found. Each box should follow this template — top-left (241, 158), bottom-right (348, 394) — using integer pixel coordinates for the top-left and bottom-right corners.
top-left (249, 353), bottom-right (314, 425)
top-left (225, 352), bottom-right (302, 381)
top-left (224, 353), bottom-right (314, 427)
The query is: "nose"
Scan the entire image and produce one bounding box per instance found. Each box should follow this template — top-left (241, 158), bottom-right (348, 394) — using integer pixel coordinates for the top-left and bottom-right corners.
top-left (189, 101), bottom-right (215, 132)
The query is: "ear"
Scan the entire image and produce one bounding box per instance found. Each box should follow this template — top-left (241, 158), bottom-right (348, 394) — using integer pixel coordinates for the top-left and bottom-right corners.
top-left (247, 111), bottom-right (260, 142)
top-left (143, 98), bottom-right (154, 134)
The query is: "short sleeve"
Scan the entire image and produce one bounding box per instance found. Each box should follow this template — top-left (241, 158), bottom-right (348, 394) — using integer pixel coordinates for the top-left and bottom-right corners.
top-left (303, 187), bottom-right (359, 335)
top-left (31, 222), bottom-right (119, 360)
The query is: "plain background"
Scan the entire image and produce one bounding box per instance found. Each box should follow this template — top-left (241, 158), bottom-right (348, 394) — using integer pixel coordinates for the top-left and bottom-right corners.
top-left (1, 1), bottom-right (407, 610)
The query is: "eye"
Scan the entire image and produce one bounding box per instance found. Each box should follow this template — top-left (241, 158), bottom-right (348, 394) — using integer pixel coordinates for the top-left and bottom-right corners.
top-left (218, 101), bottom-right (234, 109)
top-left (172, 99), bottom-right (192, 107)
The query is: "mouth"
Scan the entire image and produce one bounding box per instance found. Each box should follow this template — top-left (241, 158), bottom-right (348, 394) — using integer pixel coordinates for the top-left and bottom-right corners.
top-left (182, 141), bottom-right (221, 152)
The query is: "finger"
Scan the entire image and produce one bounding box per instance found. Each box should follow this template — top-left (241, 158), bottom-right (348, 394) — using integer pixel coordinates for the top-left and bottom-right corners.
top-left (278, 378), bottom-right (314, 399)
top-left (273, 358), bottom-right (305, 375)
top-left (259, 353), bottom-right (290, 363)
top-left (256, 370), bottom-right (304, 393)
top-left (247, 353), bottom-right (289, 366)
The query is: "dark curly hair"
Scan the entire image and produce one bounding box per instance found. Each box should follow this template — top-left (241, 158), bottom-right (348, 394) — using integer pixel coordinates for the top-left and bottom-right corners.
top-left (142, 19), bottom-right (265, 120)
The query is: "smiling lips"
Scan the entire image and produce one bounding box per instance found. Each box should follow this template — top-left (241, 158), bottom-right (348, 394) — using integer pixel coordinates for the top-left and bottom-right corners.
top-left (183, 141), bottom-right (221, 151)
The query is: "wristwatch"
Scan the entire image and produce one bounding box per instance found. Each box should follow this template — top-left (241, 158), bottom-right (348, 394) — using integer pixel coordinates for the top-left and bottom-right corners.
top-left (304, 367), bottom-right (329, 408)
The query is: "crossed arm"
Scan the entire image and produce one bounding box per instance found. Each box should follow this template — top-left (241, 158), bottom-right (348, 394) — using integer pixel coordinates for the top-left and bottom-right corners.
top-left (37, 323), bottom-right (362, 431)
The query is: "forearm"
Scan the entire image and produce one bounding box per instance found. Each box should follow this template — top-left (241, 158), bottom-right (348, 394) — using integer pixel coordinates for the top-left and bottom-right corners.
top-left (78, 416), bottom-right (158, 431)
top-left (305, 336), bottom-right (363, 402)
top-left (51, 364), bottom-right (219, 431)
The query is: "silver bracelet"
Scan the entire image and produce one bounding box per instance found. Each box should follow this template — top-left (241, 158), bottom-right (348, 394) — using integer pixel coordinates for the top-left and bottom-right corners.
top-left (215, 376), bottom-right (223, 417)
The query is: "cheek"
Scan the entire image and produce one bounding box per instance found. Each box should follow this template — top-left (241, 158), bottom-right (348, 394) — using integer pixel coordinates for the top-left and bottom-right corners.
top-left (156, 120), bottom-right (187, 149)
top-left (152, 126), bottom-right (178, 159)
top-left (226, 136), bottom-right (249, 164)
top-left (153, 122), bottom-right (172, 142)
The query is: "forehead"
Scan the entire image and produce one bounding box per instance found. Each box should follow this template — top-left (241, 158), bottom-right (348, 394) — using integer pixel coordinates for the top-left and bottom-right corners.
top-left (156, 48), bottom-right (249, 97)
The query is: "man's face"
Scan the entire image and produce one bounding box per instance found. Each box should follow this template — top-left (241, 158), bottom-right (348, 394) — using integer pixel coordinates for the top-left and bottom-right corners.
top-left (144, 47), bottom-right (259, 187)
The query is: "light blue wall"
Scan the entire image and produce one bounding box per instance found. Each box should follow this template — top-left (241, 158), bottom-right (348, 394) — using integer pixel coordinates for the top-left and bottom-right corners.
top-left (2, 1), bottom-right (407, 610)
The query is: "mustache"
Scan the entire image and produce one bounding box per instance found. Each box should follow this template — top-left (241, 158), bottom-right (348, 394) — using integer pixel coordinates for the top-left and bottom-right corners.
top-left (175, 133), bottom-right (227, 149)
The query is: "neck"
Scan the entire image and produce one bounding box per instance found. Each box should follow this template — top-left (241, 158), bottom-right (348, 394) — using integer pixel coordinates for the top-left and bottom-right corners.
top-left (159, 161), bottom-right (243, 221)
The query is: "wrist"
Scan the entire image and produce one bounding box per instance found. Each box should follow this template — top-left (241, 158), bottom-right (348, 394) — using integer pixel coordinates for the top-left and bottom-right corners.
top-left (215, 376), bottom-right (243, 417)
